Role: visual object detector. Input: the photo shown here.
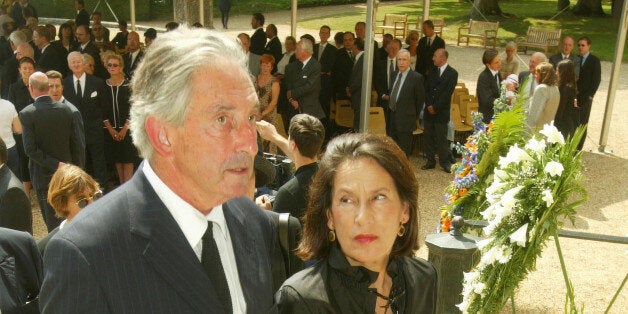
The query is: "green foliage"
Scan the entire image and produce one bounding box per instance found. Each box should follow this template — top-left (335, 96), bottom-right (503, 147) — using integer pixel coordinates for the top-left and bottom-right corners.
top-left (31, 0), bottom-right (150, 21)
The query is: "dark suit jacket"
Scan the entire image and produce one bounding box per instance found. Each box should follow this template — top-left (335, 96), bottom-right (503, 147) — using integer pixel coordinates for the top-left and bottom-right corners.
top-left (40, 168), bottom-right (283, 313)
top-left (425, 65), bottom-right (458, 123)
top-left (75, 8), bottom-right (90, 27)
top-left (348, 53), bottom-right (364, 111)
top-left (390, 69), bottom-right (425, 132)
top-left (374, 57), bottom-right (398, 107)
top-left (77, 41), bottom-right (107, 79)
top-left (18, 96), bottom-right (80, 191)
top-left (60, 98), bottom-right (86, 168)
top-left (549, 53), bottom-right (580, 79)
top-left (477, 67), bottom-right (501, 123)
top-left (285, 57), bottom-right (326, 119)
top-left (8, 80), bottom-right (33, 112)
top-left (36, 44), bottom-right (68, 74)
top-left (314, 43), bottom-right (337, 108)
top-left (416, 35), bottom-right (445, 76)
top-left (0, 166), bottom-right (32, 233)
top-left (11, 3), bottom-right (37, 27)
top-left (577, 53), bottom-right (601, 100)
top-left (251, 28), bottom-right (267, 56)
top-left (0, 228), bottom-right (42, 313)
top-left (332, 48), bottom-right (353, 99)
top-left (123, 50), bottom-right (145, 78)
top-left (1, 56), bottom-right (18, 99)
top-left (63, 74), bottom-right (106, 145)
top-left (264, 37), bottom-right (283, 68)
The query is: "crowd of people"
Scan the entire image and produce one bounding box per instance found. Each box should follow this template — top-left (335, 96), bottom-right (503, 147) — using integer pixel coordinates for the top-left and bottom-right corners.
top-left (0, 3), bottom-right (602, 313)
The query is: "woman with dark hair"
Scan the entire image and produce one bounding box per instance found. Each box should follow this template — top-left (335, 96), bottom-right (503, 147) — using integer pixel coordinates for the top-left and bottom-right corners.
top-left (477, 48), bottom-right (502, 123)
top-left (554, 59), bottom-right (579, 138)
top-left (256, 54), bottom-right (280, 154)
top-left (527, 62), bottom-right (560, 129)
top-left (55, 22), bottom-right (77, 52)
top-left (276, 133), bottom-right (437, 313)
top-left (8, 57), bottom-right (34, 191)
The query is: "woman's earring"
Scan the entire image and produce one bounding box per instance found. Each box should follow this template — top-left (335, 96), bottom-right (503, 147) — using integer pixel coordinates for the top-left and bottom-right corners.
top-left (397, 223), bottom-right (406, 237)
top-left (328, 229), bottom-right (336, 242)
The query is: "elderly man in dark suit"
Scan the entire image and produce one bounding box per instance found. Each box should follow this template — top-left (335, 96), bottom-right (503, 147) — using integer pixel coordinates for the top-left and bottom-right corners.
top-left (19, 72), bottom-right (81, 232)
top-left (0, 138), bottom-right (31, 233)
top-left (122, 31), bottom-right (143, 78)
top-left (0, 227), bottom-right (42, 313)
top-left (477, 49), bottom-right (502, 123)
top-left (387, 49), bottom-right (425, 156)
top-left (416, 20), bottom-right (445, 78)
top-left (314, 25), bottom-right (337, 121)
top-left (63, 51), bottom-right (107, 189)
top-left (549, 36), bottom-right (580, 80)
top-left (40, 27), bottom-right (285, 313)
top-left (576, 36), bottom-right (601, 150)
top-left (286, 38), bottom-right (326, 123)
top-left (422, 48), bottom-right (458, 173)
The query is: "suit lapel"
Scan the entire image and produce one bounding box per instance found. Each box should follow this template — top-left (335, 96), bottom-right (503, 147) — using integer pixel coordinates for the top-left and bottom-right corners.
top-left (129, 170), bottom-right (223, 313)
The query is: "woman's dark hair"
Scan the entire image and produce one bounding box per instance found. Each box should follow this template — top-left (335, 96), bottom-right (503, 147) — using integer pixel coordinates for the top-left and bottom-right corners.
top-left (556, 59), bottom-right (576, 90)
top-left (297, 133), bottom-right (420, 261)
top-left (482, 48), bottom-right (499, 65)
top-left (58, 23), bottom-right (73, 40)
top-left (18, 57), bottom-right (35, 68)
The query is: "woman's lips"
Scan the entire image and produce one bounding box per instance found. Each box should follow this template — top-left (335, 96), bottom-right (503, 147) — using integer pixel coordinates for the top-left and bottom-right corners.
top-left (354, 234), bottom-right (378, 244)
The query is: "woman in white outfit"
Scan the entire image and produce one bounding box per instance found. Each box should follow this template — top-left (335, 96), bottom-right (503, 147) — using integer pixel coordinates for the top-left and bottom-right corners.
top-left (526, 62), bottom-right (560, 129)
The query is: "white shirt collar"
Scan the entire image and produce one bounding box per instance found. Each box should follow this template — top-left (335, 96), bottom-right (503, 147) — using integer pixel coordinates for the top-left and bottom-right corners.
top-left (354, 51), bottom-right (364, 61)
top-left (301, 55), bottom-right (312, 68)
top-left (440, 63), bottom-right (448, 73)
top-left (489, 68), bottom-right (499, 77)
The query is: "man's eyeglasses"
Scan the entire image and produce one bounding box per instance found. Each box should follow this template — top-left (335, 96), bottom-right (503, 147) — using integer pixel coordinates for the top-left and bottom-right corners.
top-left (75, 190), bottom-right (103, 208)
top-left (107, 63), bottom-right (120, 68)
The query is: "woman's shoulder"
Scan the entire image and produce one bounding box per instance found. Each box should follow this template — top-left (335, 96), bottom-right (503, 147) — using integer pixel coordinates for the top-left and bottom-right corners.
top-left (276, 263), bottom-right (332, 311)
top-left (399, 256), bottom-right (437, 283)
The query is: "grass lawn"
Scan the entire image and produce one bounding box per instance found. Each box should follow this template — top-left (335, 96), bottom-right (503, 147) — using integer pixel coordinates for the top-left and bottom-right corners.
top-left (294, 0), bottom-right (627, 62)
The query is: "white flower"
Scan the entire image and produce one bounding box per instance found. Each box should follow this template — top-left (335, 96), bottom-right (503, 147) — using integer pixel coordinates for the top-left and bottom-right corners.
top-left (463, 271), bottom-right (481, 283)
top-left (500, 186), bottom-right (524, 213)
top-left (498, 144), bottom-right (533, 168)
top-left (509, 223), bottom-right (529, 247)
top-left (476, 238), bottom-right (494, 250)
top-left (525, 136), bottom-right (547, 154)
top-left (540, 121), bottom-right (565, 144)
top-left (542, 189), bottom-right (554, 207)
top-left (480, 246), bottom-right (499, 265)
top-left (472, 282), bottom-right (487, 296)
top-left (497, 245), bottom-right (512, 264)
top-left (494, 169), bottom-right (510, 181)
top-left (544, 161), bottom-right (564, 177)
top-left (457, 299), bottom-right (470, 313)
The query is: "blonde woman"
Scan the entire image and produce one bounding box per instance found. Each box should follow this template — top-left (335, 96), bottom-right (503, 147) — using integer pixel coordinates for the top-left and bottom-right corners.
top-left (527, 62), bottom-right (560, 129)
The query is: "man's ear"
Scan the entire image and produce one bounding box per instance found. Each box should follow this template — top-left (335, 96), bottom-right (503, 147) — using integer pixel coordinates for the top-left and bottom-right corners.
top-left (145, 116), bottom-right (173, 157)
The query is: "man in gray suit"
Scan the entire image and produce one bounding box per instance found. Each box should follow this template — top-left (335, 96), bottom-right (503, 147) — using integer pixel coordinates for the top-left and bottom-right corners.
top-left (40, 27), bottom-right (284, 313)
top-left (18, 72), bottom-right (81, 232)
top-left (285, 38), bottom-right (326, 122)
top-left (238, 32), bottom-right (260, 77)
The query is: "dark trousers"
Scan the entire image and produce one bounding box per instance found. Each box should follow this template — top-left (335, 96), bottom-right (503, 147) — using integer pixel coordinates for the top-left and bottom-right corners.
top-left (424, 119), bottom-right (452, 168)
top-left (220, 9), bottom-right (230, 28)
top-left (6, 145), bottom-right (20, 179)
top-left (391, 131), bottom-right (413, 157)
top-left (37, 188), bottom-right (62, 232)
top-left (85, 141), bottom-right (108, 190)
top-left (577, 95), bottom-right (593, 150)
top-left (319, 74), bottom-right (333, 117)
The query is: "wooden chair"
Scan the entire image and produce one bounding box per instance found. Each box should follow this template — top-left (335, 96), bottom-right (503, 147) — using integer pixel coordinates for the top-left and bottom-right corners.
top-left (458, 95), bottom-right (476, 122)
top-left (456, 82), bottom-right (466, 89)
top-left (371, 91), bottom-right (379, 107)
top-left (376, 14), bottom-right (408, 39)
top-left (411, 118), bottom-right (424, 155)
top-left (464, 102), bottom-right (479, 127)
top-left (457, 20), bottom-right (499, 48)
top-left (515, 26), bottom-right (562, 55)
top-left (451, 103), bottom-right (473, 132)
top-left (335, 100), bottom-right (354, 128)
top-left (451, 88), bottom-right (469, 107)
top-left (367, 107), bottom-right (386, 135)
top-left (275, 113), bottom-right (288, 139)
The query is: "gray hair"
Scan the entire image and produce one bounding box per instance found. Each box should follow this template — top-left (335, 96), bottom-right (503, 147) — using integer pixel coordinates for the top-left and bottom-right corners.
top-left (67, 51), bottom-right (83, 63)
top-left (81, 52), bottom-right (94, 64)
top-left (9, 30), bottom-right (26, 46)
top-left (130, 26), bottom-right (248, 160)
top-left (531, 51), bottom-right (547, 63)
top-left (505, 41), bottom-right (517, 51)
top-left (397, 48), bottom-right (410, 59)
top-left (298, 38), bottom-right (313, 55)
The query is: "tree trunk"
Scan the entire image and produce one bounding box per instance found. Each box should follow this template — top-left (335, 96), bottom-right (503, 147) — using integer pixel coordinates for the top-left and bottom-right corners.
top-left (173, 0), bottom-right (186, 23)
top-left (185, 0), bottom-right (200, 25)
top-left (612, 0), bottom-right (624, 18)
top-left (470, 0), bottom-right (503, 20)
top-left (573, 0), bottom-right (605, 16)
top-left (557, 0), bottom-right (570, 11)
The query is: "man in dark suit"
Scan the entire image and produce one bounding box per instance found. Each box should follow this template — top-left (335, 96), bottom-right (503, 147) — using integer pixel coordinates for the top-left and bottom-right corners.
top-left (314, 25), bottom-right (337, 121)
top-left (264, 24), bottom-right (282, 70)
top-left (40, 27), bottom-right (284, 313)
top-left (332, 31), bottom-right (354, 101)
top-left (0, 227), bottom-right (42, 313)
top-left (0, 138), bottom-right (31, 233)
top-left (74, 24), bottom-right (107, 79)
top-left (19, 72), bottom-right (81, 232)
top-left (478, 49), bottom-right (503, 123)
top-left (11, 0), bottom-right (37, 28)
top-left (74, 0), bottom-right (90, 27)
top-left (286, 38), bottom-right (326, 122)
top-left (549, 36), bottom-right (580, 79)
top-left (354, 21), bottom-right (379, 62)
top-left (387, 49), bottom-right (425, 156)
top-left (1, 32), bottom-right (28, 99)
top-left (375, 38), bottom-right (401, 109)
top-left (91, 11), bottom-right (110, 42)
top-left (250, 12), bottom-right (266, 55)
top-left (576, 36), bottom-right (601, 150)
top-left (416, 20), bottom-right (446, 78)
top-left (422, 48), bottom-right (458, 173)
top-left (378, 33), bottom-right (393, 61)
top-left (63, 51), bottom-right (107, 189)
top-left (122, 31), bottom-right (143, 78)
top-left (347, 38), bottom-right (365, 130)
top-left (32, 26), bottom-right (67, 74)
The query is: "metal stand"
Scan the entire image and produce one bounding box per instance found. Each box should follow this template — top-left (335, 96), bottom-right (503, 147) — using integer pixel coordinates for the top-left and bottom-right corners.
top-left (93, 0), bottom-right (119, 22)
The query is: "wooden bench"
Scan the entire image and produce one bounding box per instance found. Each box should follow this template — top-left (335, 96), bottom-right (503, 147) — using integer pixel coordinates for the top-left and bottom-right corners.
top-left (407, 17), bottom-right (445, 37)
top-left (376, 14), bottom-right (408, 39)
top-left (457, 20), bottom-right (499, 48)
top-left (515, 27), bottom-right (562, 55)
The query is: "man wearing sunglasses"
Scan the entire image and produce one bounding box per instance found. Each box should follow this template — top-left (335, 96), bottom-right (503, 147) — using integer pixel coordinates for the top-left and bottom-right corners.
top-left (41, 27), bottom-right (285, 313)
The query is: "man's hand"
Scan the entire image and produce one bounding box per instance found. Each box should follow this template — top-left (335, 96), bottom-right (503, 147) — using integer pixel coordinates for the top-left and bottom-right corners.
top-left (290, 99), bottom-right (299, 110)
top-left (255, 194), bottom-right (273, 211)
top-left (382, 94), bottom-right (389, 101)
top-left (427, 105), bottom-right (436, 115)
top-left (256, 120), bottom-right (279, 141)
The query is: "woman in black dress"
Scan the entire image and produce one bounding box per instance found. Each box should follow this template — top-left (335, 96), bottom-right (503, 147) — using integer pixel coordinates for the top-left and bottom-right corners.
top-left (102, 53), bottom-right (136, 184)
top-left (8, 57), bottom-right (35, 193)
top-left (554, 59), bottom-right (579, 139)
